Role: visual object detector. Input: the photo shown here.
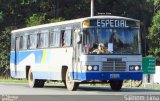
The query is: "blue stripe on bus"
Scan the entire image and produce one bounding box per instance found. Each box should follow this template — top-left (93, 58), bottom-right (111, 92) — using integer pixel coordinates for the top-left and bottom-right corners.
top-left (10, 50), bottom-right (44, 64)
top-left (76, 72), bottom-right (142, 81)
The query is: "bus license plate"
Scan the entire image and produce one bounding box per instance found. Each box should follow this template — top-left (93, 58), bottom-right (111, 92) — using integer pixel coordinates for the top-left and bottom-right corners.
top-left (110, 74), bottom-right (120, 78)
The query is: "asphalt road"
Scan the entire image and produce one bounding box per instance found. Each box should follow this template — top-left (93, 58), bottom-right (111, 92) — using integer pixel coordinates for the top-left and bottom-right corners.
top-left (0, 83), bottom-right (160, 101)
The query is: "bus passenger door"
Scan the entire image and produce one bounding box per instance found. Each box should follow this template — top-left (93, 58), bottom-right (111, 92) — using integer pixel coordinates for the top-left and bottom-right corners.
top-left (72, 29), bottom-right (81, 80)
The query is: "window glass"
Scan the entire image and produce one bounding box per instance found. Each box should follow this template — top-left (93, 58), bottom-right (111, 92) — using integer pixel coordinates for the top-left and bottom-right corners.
top-left (50, 32), bottom-right (54, 47)
top-left (37, 33), bottom-right (41, 48)
top-left (11, 35), bottom-right (15, 51)
top-left (61, 30), bottom-right (65, 47)
top-left (64, 29), bottom-right (72, 46)
top-left (55, 31), bottom-right (60, 47)
top-left (19, 33), bottom-right (29, 50)
top-left (19, 36), bottom-right (23, 50)
top-left (30, 34), bottom-right (37, 49)
top-left (37, 30), bottom-right (49, 48)
top-left (23, 35), bottom-right (28, 49)
top-left (43, 32), bottom-right (49, 48)
top-left (27, 35), bottom-right (30, 49)
top-left (16, 37), bottom-right (20, 51)
top-left (83, 28), bottom-right (140, 54)
top-left (50, 29), bottom-right (60, 47)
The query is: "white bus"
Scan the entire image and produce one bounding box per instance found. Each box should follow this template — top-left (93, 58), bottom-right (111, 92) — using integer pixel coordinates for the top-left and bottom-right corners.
top-left (10, 16), bottom-right (142, 91)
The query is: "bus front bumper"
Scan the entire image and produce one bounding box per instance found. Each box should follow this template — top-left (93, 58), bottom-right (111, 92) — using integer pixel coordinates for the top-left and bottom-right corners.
top-left (74, 72), bottom-right (142, 81)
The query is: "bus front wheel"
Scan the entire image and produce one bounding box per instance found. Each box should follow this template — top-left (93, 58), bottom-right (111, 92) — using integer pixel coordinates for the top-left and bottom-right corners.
top-left (110, 80), bottom-right (123, 91)
top-left (65, 69), bottom-right (79, 91)
top-left (28, 69), bottom-right (45, 88)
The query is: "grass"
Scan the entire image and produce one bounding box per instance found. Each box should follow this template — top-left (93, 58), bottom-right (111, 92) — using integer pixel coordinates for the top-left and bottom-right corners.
top-left (0, 78), bottom-right (28, 84)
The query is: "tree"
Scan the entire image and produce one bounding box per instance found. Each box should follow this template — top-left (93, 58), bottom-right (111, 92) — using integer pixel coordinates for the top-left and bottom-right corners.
top-left (0, 27), bottom-right (11, 73)
top-left (48, 17), bottom-right (65, 23)
top-left (0, 11), bottom-right (3, 23)
top-left (148, 0), bottom-right (160, 64)
top-left (26, 14), bottom-right (46, 26)
top-left (153, 0), bottom-right (160, 12)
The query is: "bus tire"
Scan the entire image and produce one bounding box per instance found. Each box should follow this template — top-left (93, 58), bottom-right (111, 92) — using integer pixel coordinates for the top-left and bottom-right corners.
top-left (110, 80), bottom-right (123, 91)
top-left (28, 69), bottom-right (44, 88)
top-left (37, 80), bottom-right (45, 88)
top-left (63, 80), bottom-right (67, 88)
top-left (65, 69), bottom-right (79, 91)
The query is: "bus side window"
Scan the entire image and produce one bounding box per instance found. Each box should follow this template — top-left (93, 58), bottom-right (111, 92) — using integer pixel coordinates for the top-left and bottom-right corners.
top-left (37, 31), bottom-right (49, 48)
top-left (11, 35), bottom-right (15, 51)
top-left (50, 30), bottom-right (60, 47)
top-left (27, 35), bottom-right (30, 49)
top-left (37, 33), bottom-right (41, 48)
top-left (23, 35), bottom-right (28, 50)
top-left (19, 35), bottom-right (28, 50)
top-left (43, 32), bottom-right (49, 48)
top-left (16, 37), bottom-right (20, 51)
top-left (49, 32), bottom-right (53, 47)
top-left (30, 34), bottom-right (37, 49)
top-left (61, 30), bottom-right (65, 47)
top-left (19, 36), bottom-right (23, 50)
top-left (64, 29), bottom-right (72, 47)
top-left (49, 31), bottom-right (55, 47)
top-left (56, 31), bottom-right (61, 47)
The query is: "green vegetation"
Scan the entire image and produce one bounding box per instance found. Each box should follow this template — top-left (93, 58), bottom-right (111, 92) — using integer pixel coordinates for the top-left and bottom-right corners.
top-left (0, 78), bottom-right (27, 84)
top-left (148, 0), bottom-right (160, 64)
top-left (26, 14), bottom-right (46, 27)
top-left (0, 0), bottom-right (160, 76)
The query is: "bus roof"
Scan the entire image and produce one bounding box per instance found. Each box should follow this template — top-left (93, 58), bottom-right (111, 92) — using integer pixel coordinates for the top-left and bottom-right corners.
top-left (11, 15), bottom-right (139, 34)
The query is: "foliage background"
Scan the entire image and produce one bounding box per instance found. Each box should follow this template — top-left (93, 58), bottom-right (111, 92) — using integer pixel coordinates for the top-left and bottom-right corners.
top-left (148, 0), bottom-right (160, 64)
top-left (0, 0), bottom-right (159, 73)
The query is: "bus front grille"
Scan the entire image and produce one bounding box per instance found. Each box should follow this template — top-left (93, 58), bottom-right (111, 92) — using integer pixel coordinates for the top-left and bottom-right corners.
top-left (102, 61), bottom-right (126, 71)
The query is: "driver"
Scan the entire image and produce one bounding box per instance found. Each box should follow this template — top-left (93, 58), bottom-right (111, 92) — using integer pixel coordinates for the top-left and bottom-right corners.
top-left (92, 43), bottom-right (107, 54)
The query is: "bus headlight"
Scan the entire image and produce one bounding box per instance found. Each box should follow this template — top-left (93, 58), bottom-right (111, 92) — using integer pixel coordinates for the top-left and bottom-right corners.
top-left (135, 66), bottom-right (140, 71)
top-left (93, 65), bottom-right (98, 71)
top-left (129, 65), bottom-right (141, 71)
top-left (87, 65), bottom-right (99, 71)
top-left (87, 65), bottom-right (92, 71)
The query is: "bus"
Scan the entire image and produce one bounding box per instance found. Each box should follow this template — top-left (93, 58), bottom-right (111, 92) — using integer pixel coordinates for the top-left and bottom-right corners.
top-left (10, 16), bottom-right (142, 91)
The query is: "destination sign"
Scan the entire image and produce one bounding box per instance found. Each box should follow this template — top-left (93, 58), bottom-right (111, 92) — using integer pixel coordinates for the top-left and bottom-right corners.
top-left (97, 19), bottom-right (128, 28)
top-left (87, 19), bottom-right (139, 28)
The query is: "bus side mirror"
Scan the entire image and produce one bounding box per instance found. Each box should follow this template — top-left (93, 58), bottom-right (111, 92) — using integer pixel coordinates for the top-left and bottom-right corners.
top-left (76, 34), bottom-right (82, 44)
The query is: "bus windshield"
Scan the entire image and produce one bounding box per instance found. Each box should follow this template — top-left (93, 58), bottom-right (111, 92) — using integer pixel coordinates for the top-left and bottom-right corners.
top-left (83, 28), bottom-right (140, 55)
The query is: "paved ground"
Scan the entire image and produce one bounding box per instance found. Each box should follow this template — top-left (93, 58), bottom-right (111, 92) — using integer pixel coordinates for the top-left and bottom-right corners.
top-left (0, 83), bottom-right (160, 101)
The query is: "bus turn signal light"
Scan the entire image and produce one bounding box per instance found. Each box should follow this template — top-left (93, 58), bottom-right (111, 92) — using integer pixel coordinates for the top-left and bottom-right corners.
top-left (83, 20), bottom-right (90, 27)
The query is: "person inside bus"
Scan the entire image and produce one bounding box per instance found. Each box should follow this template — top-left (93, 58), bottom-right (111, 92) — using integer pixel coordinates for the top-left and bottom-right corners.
top-left (61, 31), bottom-right (65, 47)
top-left (91, 43), bottom-right (108, 54)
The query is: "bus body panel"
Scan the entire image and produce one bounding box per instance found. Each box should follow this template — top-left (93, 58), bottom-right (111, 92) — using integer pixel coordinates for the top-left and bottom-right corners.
top-left (10, 47), bottom-right (73, 80)
top-left (77, 54), bottom-right (142, 81)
